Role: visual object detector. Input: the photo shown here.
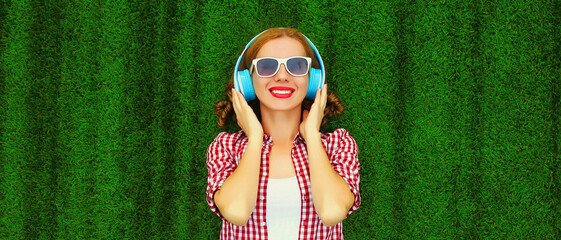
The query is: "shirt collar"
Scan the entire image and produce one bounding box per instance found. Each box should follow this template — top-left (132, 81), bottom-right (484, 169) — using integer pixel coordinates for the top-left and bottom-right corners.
top-left (260, 132), bottom-right (306, 144)
top-left (293, 132), bottom-right (306, 144)
top-left (262, 133), bottom-right (273, 143)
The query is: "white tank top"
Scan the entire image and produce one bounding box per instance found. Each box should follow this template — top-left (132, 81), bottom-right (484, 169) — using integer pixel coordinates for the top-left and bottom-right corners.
top-left (266, 176), bottom-right (301, 240)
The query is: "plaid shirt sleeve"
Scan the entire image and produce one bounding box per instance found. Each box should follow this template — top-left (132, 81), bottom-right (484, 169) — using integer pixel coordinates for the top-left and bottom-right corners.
top-left (324, 128), bottom-right (361, 217)
top-left (206, 132), bottom-right (239, 219)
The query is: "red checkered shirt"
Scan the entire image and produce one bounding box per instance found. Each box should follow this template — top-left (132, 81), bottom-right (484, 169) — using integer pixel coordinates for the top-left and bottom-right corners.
top-left (206, 128), bottom-right (361, 240)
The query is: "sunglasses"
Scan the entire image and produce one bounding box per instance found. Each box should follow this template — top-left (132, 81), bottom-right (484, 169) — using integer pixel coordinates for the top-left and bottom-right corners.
top-left (250, 56), bottom-right (312, 77)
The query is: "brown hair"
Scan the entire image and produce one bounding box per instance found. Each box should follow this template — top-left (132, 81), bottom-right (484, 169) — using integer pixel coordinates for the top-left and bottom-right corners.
top-left (214, 28), bottom-right (344, 128)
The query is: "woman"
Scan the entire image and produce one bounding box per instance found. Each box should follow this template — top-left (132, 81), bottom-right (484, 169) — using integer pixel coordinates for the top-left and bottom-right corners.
top-left (206, 28), bottom-right (360, 240)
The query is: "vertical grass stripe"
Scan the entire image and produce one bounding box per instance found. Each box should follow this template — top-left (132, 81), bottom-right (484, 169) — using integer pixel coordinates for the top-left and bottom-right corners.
top-left (150, 0), bottom-right (180, 237)
top-left (548, 0), bottom-right (561, 237)
top-left (95, 0), bottom-right (133, 238)
top-left (446, 1), bottom-right (485, 238)
top-left (122, 1), bottom-right (158, 238)
top-left (23, 0), bottom-right (64, 238)
top-left (0, 2), bottom-right (8, 238)
top-left (57, 0), bottom-right (103, 238)
top-left (406, 2), bottom-right (465, 238)
top-left (0, 0), bottom-right (32, 238)
top-left (175, 0), bottom-right (206, 238)
top-left (390, 0), bottom-right (417, 238)
top-left (476, 1), bottom-right (554, 238)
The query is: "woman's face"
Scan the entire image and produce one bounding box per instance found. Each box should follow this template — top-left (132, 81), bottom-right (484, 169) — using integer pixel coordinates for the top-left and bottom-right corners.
top-left (252, 36), bottom-right (309, 113)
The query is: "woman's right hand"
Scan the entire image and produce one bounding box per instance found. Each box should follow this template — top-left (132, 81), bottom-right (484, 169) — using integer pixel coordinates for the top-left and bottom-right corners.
top-left (231, 89), bottom-right (263, 140)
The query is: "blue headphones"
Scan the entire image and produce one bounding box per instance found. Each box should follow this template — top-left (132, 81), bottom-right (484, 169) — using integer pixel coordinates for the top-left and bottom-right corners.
top-left (233, 29), bottom-right (325, 101)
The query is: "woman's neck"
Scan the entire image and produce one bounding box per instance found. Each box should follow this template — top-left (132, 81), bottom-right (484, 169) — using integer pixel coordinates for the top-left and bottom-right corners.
top-left (260, 104), bottom-right (302, 144)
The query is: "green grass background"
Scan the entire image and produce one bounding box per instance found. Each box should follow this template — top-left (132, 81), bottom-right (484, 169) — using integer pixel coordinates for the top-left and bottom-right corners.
top-left (1, 0), bottom-right (559, 239)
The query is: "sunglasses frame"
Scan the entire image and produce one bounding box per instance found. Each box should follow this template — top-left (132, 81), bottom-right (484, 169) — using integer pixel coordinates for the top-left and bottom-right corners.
top-left (250, 56), bottom-right (312, 78)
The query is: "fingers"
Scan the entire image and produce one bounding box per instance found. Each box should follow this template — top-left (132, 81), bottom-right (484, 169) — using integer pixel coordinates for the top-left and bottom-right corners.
top-left (231, 89), bottom-right (246, 129)
top-left (321, 84), bottom-right (328, 110)
top-left (231, 89), bottom-right (248, 124)
top-left (231, 89), bottom-right (241, 114)
top-left (231, 89), bottom-right (263, 139)
top-left (314, 86), bottom-right (322, 104)
top-left (313, 84), bottom-right (328, 112)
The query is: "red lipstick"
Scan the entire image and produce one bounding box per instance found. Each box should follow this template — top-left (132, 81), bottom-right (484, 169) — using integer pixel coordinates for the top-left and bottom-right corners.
top-left (269, 86), bottom-right (295, 98)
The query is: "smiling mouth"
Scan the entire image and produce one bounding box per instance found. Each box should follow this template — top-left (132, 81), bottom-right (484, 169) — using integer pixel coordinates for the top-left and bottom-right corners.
top-left (270, 89), bottom-right (294, 94)
top-left (269, 87), bottom-right (295, 98)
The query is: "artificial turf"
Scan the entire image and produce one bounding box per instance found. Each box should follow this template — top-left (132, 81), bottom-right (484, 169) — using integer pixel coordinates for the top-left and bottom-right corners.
top-left (0, 0), bottom-right (559, 239)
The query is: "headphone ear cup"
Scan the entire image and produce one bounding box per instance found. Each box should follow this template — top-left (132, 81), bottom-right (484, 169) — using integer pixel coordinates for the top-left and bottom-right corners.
top-left (237, 69), bottom-right (256, 101)
top-left (306, 68), bottom-right (322, 99)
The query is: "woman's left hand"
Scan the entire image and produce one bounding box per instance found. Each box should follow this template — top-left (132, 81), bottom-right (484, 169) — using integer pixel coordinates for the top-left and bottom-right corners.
top-left (300, 84), bottom-right (328, 141)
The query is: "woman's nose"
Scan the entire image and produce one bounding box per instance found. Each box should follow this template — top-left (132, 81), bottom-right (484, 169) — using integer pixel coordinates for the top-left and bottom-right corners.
top-left (274, 63), bottom-right (289, 81)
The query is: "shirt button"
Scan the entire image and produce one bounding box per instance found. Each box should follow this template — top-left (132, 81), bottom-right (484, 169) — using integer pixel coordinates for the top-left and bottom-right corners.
top-left (261, 222), bottom-right (266, 226)
top-left (260, 196), bottom-right (265, 200)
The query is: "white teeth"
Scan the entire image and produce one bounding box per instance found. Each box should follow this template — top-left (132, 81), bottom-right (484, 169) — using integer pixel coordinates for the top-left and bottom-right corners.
top-left (271, 90), bottom-right (293, 94)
